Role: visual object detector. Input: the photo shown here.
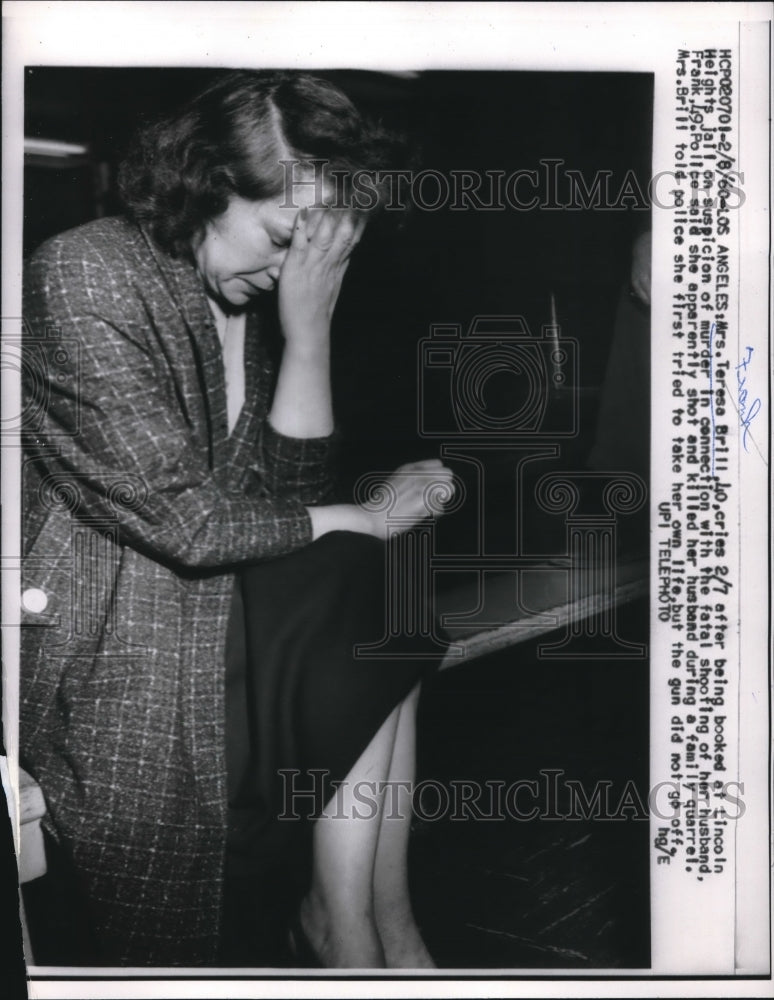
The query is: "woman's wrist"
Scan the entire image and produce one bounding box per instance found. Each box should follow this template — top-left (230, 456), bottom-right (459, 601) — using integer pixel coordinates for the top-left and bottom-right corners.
top-left (281, 326), bottom-right (331, 361)
top-left (306, 503), bottom-right (379, 541)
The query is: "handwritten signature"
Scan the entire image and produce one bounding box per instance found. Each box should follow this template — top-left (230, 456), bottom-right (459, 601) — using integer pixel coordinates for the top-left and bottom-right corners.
top-left (736, 346), bottom-right (761, 452)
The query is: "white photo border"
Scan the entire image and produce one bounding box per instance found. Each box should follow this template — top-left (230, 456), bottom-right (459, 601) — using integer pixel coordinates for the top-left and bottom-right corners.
top-left (2, 3), bottom-right (771, 998)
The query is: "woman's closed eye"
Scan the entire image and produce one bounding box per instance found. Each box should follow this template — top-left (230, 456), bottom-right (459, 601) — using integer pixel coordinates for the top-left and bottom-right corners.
top-left (270, 231), bottom-right (293, 250)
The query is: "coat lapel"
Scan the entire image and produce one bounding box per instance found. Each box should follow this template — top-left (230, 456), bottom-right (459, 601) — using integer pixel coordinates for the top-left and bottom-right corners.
top-left (223, 305), bottom-right (275, 487)
top-left (138, 226), bottom-right (230, 469)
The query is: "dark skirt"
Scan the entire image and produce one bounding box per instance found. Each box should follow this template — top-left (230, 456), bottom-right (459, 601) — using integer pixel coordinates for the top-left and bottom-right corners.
top-left (29, 531), bottom-right (446, 968)
top-left (224, 528), bottom-right (447, 855)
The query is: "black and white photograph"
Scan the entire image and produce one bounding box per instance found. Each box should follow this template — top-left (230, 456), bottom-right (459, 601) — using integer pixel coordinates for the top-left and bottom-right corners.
top-left (1, 3), bottom-right (770, 997)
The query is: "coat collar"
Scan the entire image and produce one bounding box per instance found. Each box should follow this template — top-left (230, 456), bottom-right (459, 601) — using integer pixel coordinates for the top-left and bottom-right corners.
top-left (136, 224), bottom-right (214, 336)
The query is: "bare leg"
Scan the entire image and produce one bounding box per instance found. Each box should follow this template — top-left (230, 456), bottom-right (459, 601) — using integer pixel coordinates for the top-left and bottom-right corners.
top-left (298, 704), bottom-right (400, 968)
top-left (373, 683), bottom-right (436, 968)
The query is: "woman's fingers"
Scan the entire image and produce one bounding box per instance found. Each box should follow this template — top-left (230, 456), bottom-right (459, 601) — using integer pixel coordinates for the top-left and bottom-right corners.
top-left (397, 458), bottom-right (447, 473)
top-left (286, 205), bottom-right (309, 257)
top-left (353, 211), bottom-right (368, 244)
top-left (307, 207), bottom-right (339, 251)
top-left (390, 462), bottom-right (456, 514)
top-left (358, 461), bottom-right (456, 538)
top-left (287, 205), bottom-right (332, 254)
top-left (329, 210), bottom-right (365, 259)
top-left (306, 208), bottom-right (364, 262)
top-left (304, 205), bottom-right (327, 241)
top-left (278, 207), bottom-right (366, 343)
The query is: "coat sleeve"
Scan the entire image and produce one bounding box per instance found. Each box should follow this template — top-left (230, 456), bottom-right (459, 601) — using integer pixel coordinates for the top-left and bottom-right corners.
top-left (22, 234), bottom-right (330, 570)
top-left (257, 419), bottom-right (337, 507)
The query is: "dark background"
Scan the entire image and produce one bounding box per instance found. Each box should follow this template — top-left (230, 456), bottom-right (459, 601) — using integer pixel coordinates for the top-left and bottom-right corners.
top-left (20, 68), bottom-right (652, 971)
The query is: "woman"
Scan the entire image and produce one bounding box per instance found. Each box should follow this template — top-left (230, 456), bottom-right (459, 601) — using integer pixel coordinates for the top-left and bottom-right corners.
top-left (21, 70), bottom-right (451, 968)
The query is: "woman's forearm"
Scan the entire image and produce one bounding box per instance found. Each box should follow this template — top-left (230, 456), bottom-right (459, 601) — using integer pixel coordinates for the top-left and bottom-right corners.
top-left (306, 503), bottom-right (378, 540)
top-left (269, 336), bottom-right (335, 439)
top-left (271, 208), bottom-right (365, 440)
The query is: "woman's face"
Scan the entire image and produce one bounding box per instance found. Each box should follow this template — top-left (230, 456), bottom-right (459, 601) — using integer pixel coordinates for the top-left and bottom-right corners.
top-left (193, 187), bottom-right (322, 309)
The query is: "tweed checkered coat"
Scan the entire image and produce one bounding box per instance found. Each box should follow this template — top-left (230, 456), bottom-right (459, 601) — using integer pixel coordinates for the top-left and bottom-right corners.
top-left (21, 217), bottom-right (335, 965)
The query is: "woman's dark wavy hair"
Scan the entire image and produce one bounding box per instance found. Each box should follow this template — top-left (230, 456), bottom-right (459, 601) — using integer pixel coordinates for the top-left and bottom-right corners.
top-left (118, 70), bottom-right (406, 257)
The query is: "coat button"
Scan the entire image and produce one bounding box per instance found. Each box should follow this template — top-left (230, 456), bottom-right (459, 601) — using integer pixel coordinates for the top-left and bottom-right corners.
top-left (22, 588), bottom-right (48, 613)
